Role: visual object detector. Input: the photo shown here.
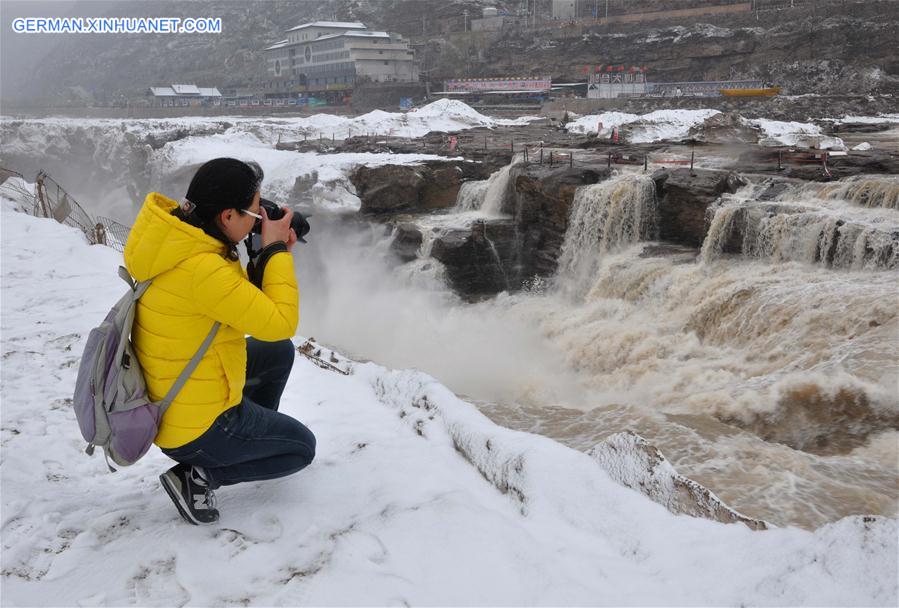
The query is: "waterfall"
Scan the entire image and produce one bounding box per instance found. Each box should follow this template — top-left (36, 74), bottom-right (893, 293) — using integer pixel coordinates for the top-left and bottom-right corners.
top-left (479, 153), bottom-right (524, 217)
top-left (701, 199), bottom-right (899, 270)
top-left (483, 232), bottom-right (512, 291)
top-left (699, 203), bottom-right (740, 264)
top-left (455, 180), bottom-right (489, 212)
top-left (789, 175), bottom-right (899, 210)
top-left (556, 174), bottom-right (658, 288)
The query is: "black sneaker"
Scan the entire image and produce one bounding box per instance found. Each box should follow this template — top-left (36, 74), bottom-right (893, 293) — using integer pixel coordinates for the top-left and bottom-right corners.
top-left (159, 464), bottom-right (219, 525)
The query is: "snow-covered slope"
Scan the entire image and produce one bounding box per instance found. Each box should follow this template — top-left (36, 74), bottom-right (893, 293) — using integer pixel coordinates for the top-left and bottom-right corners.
top-left (2, 99), bottom-right (539, 148)
top-left (1, 205), bottom-right (896, 606)
top-left (564, 109), bottom-right (855, 149)
top-left (565, 109), bottom-right (720, 142)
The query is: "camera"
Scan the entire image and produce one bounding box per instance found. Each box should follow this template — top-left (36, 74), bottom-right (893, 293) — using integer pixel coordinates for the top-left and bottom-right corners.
top-left (244, 198), bottom-right (311, 259)
top-left (253, 198), bottom-right (310, 243)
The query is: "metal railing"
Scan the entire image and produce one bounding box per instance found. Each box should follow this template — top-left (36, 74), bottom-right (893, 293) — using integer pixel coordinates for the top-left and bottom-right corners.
top-left (1, 166), bottom-right (131, 253)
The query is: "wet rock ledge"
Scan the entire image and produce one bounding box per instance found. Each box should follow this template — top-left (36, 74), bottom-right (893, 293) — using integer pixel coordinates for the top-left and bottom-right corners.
top-left (350, 162), bottom-right (769, 300)
top-left (351, 160), bottom-right (490, 214)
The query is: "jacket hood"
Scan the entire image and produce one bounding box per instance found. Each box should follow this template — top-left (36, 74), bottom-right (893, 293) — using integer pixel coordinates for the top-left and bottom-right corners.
top-left (124, 192), bottom-right (227, 281)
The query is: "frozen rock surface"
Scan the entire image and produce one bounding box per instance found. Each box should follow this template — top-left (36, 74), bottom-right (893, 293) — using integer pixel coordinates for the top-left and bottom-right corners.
top-left (590, 431), bottom-right (768, 530)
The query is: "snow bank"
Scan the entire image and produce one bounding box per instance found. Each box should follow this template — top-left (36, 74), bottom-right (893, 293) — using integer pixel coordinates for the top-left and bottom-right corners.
top-left (837, 114), bottom-right (899, 125)
top-left (1, 206), bottom-right (896, 606)
top-left (566, 110), bottom-right (640, 135)
top-left (0, 175), bottom-right (35, 213)
top-left (566, 111), bottom-right (853, 149)
top-left (229, 99), bottom-right (539, 140)
top-left (750, 118), bottom-right (846, 150)
top-left (566, 109), bottom-right (720, 142)
top-left (1, 100), bottom-right (533, 217)
top-left (1, 100), bottom-right (540, 149)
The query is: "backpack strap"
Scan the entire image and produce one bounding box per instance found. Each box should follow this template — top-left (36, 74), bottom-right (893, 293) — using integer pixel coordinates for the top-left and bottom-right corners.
top-left (157, 321), bottom-right (221, 416)
top-left (119, 266), bottom-right (152, 299)
top-left (117, 266), bottom-right (220, 416)
top-left (118, 265), bottom-right (134, 287)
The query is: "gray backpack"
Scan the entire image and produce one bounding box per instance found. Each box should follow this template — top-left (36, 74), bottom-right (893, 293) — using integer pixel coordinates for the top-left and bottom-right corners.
top-left (73, 266), bottom-right (219, 470)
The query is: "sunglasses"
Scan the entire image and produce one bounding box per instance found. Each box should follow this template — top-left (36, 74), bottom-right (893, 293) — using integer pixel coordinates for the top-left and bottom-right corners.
top-left (240, 208), bottom-right (263, 221)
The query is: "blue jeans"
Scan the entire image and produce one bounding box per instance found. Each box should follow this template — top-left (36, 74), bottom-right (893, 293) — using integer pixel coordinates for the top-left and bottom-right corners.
top-left (161, 338), bottom-right (316, 489)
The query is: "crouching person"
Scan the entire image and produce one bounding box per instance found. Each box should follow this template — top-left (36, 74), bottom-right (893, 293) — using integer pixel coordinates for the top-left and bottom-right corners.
top-left (123, 158), bottom-right (315, 525)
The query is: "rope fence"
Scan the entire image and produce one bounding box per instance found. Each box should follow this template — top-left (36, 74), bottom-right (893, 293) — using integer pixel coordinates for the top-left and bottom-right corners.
top-left (1, 167), bottom-right (131, 253)
top-left (441, 137), bottom-right (840, 176)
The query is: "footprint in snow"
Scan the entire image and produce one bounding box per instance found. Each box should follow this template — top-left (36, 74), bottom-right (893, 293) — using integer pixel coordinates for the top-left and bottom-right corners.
top-left (128, 556), bottom-right (189, 606)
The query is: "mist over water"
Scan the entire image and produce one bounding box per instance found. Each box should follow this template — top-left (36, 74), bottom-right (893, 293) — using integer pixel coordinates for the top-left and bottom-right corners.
top-left (4, 118), bottom-right (897, 529)
top-left (296, 216), bottom-right (591, 407)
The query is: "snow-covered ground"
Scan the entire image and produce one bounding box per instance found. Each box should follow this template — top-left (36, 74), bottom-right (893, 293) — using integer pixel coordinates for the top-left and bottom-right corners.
top-left (1, 99), bottom-right (540, 145)
top-left (749, 117), bottom-right (846, 149)
top-left (835, 113), bottom-right (899, 125)
top-left (2, 190), bottom-right (897, 605)
top-left (562, 108), bottom-right (899, 150)
top-left (565, 109), bottom-right (720, 142)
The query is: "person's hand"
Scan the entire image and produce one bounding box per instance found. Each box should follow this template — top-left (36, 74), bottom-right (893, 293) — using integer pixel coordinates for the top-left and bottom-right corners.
top-left (260, 205), bottom-right (293, 248)
top-left (286, 228), bottom-right (298, 252)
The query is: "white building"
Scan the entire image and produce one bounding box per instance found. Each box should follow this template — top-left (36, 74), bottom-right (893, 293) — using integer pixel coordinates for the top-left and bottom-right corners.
top-left (587, 69), bottom-right (648, 99)
top-left (263, 21), bottom-right (418, 97)
top-left (147, 84), bottom-right (222, 106)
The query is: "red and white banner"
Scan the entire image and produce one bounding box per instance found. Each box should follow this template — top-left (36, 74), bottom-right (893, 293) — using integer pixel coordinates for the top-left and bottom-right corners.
top-left (444, 77), bottom-right (552, 92)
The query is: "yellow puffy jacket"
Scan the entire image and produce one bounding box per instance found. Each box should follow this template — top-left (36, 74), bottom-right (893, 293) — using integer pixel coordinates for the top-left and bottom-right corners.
top-left (123, 192), bottom-right (298, 448)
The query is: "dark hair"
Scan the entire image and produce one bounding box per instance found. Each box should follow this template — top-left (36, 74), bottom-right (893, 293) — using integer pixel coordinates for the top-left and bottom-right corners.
top-left (185, 158), bottom-right (262, 221)
top-left (174, 158), bottom-right (263, 257)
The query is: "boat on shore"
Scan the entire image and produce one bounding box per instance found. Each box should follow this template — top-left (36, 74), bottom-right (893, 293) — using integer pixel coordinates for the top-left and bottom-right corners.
top-left (720, 86), bottom-right (782, 97)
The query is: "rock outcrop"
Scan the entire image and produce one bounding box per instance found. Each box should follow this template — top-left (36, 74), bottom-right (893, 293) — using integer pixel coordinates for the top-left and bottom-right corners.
top-left (351, 160), bottom-right (491, 214)
top-left (361, 160), bottom-right (609, 300)
top-left (654, 168), bottom-right (746, 247)
top-left (687, 112), bottom-right (762, 144)
top-left (430, 220), bottom-right (520, 300)
top-left (509, 165), bottom-right (610, 279)
top-left (424, 165), bottom-right (610, 299)
top-left (389, 223), bottom-right (424, 263)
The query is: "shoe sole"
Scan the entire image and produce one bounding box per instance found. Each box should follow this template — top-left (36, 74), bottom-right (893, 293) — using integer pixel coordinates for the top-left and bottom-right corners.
top-left (159, 472), bottom-right (212, 526)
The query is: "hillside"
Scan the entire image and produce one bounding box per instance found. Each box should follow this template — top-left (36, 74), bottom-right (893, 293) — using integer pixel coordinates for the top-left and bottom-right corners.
top-left (1, 0), bottom-right (896, 104)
